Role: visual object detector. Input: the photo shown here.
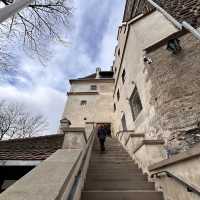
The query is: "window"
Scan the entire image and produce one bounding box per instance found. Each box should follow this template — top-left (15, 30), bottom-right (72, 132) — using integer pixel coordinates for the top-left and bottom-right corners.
top-left (90, 85), bottom-right (97, 90)
top-left (114, 103), bottom-right (116, 112)
top-left (118, 48), bottom-right (120, 56)
top-left (122, 69), bottom-right (126, 84)
top-left (121, 114), bottom-right (127, 131)
top-left (130, 87), bottom-right (143, 121)
top-left (80, 100), bottom-right (87, 106)
top-left (124, 26), bottom-right (127, 33)
top-left (117, 89), bottom-right (120, 101)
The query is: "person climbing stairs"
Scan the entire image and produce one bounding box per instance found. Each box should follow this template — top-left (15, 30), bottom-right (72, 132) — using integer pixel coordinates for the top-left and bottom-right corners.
top-left (81, 137), bottom-right (163, 200)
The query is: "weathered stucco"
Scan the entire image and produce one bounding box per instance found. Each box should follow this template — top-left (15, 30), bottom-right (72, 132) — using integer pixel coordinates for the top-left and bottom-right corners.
top-left (146, 33), bottom-right (200, 153)
top-left (149, 145), bottom-right (200, 200)
top-left (62, 81), bottom-right (114, 127)
top-left (113, 8), bottom-right (200, 156)
top-left (113, 11), bottom-right (179, 134)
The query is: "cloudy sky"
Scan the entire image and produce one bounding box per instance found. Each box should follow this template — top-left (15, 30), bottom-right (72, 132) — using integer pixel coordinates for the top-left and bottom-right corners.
top-left (0, 0), bottom-right (125, 134)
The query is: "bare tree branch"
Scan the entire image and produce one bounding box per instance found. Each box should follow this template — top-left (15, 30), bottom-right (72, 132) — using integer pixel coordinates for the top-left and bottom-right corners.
top-left (0, 0), bottom-right (72, 69)
top-left (0, 100), bottom-right (48, 140)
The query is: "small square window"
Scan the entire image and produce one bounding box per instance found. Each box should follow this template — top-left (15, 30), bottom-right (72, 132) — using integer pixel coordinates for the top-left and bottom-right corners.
top-left (118, 48), bottom-right (120, 56)
top-left (80, 100), bottom-right (87, 106)
top-left (117, 89), bottom-right (120, 101)
top-left (122, 69), bottom-right (126, 84)
top-left (114, 103), bottom-right (116, 112)
top-left (91, 85), bottom-right (97, 90)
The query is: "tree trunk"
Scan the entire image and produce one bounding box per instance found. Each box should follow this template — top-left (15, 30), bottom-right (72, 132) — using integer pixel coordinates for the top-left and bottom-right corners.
top-left (0, 0), bottom-right (35, 23)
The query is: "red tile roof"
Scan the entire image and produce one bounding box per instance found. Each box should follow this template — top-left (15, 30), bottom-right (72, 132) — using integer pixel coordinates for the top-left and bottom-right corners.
top-left (123, 0), bottom-right (200, 27)
top-left (157, 0), bottom-right (200, 26)
top-left (0, 134), bottom-right (64, 160)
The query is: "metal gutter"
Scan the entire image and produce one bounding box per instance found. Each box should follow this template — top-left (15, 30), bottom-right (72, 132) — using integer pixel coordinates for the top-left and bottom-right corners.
top-left (147, 0), bottom-right (182, 30)
top-left (147, 0), bottom-right (200, 41)
top-left (182, 21), bottom-right (200, 41)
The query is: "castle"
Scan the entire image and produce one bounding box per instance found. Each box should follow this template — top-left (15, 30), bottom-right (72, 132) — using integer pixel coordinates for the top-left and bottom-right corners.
top-left (0, 0), bottom-right (200, 199)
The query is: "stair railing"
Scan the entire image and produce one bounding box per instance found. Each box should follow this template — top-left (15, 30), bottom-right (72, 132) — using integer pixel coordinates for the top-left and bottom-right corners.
top-left (66, 127), bottom-right (96, 200)
top-left (151, 171), bottom-right (200, 196)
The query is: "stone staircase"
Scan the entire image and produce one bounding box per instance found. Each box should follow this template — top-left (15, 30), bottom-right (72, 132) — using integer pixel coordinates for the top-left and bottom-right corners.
top-left (81, 137), bottom-right (163, 200)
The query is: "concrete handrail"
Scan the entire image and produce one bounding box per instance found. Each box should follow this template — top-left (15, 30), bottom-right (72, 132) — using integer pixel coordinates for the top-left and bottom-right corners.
top-left (67, 128), bottom-right (96, 200)
top-left (0, 128), bottom-right (96, 200)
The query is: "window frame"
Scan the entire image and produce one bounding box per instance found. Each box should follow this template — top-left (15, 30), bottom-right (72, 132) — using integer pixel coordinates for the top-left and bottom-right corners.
top-left (114, 103), bottom-right (116, 112)
top-left (122, 69), bottom-right (126, 84)
top-left (129, 87), bottom-right (143, 121)
top-left (90, 85), bottom-right (97, 91)
top-left (117, 89), bottom-right (120, 101)
top-left (80, 100), bottom-right (87, 106)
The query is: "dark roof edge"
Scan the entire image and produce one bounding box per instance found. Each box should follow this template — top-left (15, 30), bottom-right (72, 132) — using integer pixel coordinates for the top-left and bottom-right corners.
top-left (67, 92), bottom-right (99, 96)
top-left (0, 134), bottom-right (63, 144)
top-left (69, 78), bottom-right (115, 84)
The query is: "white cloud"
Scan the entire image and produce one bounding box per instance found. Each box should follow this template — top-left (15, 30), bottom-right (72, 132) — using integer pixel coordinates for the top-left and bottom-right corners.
top-left (0, 85), bottom-right (66, 134)
top-left (0, 0), bottom-right (125, 134)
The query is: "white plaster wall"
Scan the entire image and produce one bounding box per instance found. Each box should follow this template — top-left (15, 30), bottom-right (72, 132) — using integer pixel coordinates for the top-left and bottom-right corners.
top-left (70, 82), bottom-right (114, 93)
top-left (134, 145), bottom-right (166, 174)
top-left (113, 11), bottom-right (178, 135)
top-left (62, 81), bottom-right (114, 127)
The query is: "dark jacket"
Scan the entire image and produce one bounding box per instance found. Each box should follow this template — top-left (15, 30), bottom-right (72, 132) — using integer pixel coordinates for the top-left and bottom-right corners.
top-left (97, 127), bottom-right (107, 140)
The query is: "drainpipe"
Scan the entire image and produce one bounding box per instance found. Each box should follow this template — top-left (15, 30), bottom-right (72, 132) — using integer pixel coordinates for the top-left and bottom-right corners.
top-left (147, 0), bottom-right (200, 41)
top-left (147, 0), bottom-right (182, 30)
top-left (0, 0), bottom-right (34, 23)
top-left (182, 21), bottom-right (200, 41)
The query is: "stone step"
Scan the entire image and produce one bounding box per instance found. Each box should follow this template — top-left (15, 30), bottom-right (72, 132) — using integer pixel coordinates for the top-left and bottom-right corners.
top-left (86, 175), bottom-right (148, 181)
top-left (81, 138), bottom-right (163, 200)
top-left (92, 153), bottom-right (128, 155)
top-left (90, 160), bottom-right (133, 163)
top-left (81, 191), bottom-right (164, 200)
top-left (87, 168), bottom-right (143, 173)
top-left (87, 171), bottom-right (146, 177)
top-left (88, 165), bottom-right (139, 169)
top-left (84, 181), bottom-right (155, 190)
top-left (90, 157), bottom-right (131, 160)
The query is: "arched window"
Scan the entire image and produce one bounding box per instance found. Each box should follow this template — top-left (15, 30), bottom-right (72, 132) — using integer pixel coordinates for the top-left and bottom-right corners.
top-left (130, 87), bottom-right (142, 121)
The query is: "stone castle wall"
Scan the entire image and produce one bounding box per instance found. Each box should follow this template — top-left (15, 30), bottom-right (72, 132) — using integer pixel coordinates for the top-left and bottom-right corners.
top-left (146, 33), bottom-right (200, 154)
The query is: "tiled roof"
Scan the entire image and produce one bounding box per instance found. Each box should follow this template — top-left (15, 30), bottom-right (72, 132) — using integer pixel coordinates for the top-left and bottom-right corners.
top-left (0, 134), bottom-right (64, 160)
top-left (157, 0), bottom-right (200, 26)
top-left (123, 0), bottom-right (155, 22)
top-left (78, 71), bottom-right (114, 80)
top-left (123, 0), bottom-right (200, 27)
top-left (78, 73), bottom-right (97, 80)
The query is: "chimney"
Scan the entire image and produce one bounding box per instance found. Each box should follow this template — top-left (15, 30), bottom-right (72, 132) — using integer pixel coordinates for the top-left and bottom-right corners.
top-left (96, 67), bottom-right (101, 79)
